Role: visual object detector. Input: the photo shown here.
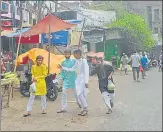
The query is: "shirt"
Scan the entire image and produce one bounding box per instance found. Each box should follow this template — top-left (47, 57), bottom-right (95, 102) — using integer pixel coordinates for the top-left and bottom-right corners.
top-left (131, 54), bottom-right (140, 67)
top-left (61, 59), bottom-right (76, 89)
top-left (91, 64), bottom-right (114, 87)
top-left (140, 57), bottom-right (148, 68)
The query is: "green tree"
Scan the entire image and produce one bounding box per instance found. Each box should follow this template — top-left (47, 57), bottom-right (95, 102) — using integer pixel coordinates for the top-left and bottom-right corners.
top-left (106, 11), bottom-right (155, 51)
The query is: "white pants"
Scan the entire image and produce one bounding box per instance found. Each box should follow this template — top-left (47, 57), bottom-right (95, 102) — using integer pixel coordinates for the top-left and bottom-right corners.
top-left (26, 95), bottom-right (46, 112)
top-left (78, 91), bottom-right (87, 110)
top-left (61, 88), bottom-right (81, 110)
top-left (101, 91), bottom-right (115, 110)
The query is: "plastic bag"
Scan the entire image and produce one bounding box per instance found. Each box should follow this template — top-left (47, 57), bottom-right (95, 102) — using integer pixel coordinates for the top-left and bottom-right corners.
top-left (139, 65), bottom-right (144, 72)
top-left (30, 82), bottom-right (36, 93)
top-left (107, 80), bottom-right (116, 90)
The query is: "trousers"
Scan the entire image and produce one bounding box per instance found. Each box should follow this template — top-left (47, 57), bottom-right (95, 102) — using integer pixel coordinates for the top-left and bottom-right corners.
top-left (101, 91), bottom-right (115, 110)
top-left (26, 95), bottom-right (46, 112)
top-left (61, 88), bottom-right (81, 110)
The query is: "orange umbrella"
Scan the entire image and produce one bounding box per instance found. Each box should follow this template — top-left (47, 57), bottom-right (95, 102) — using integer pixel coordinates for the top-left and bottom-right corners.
top-left (19, 14), bottom-right (76, 37)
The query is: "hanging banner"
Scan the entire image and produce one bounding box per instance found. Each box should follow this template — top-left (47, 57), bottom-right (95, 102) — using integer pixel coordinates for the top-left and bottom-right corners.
top-left (41, 30), bottom-right (68, 46)
top-left (15, 35), bottom-right (39, 44)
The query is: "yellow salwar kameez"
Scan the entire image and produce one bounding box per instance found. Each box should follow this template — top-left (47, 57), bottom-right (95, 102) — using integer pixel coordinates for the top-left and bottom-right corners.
top-left (31, 64), bottom-right (48, 96)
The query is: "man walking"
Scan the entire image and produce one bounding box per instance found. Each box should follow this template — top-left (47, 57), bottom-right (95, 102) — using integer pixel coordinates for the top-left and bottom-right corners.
top-left (59, 49), bottom-right (89, 116)
top-left (131, 51), bottom-right (140, 82)
top-left (91, 57), bottom-right (115, 114)
top-left (121, 53), bottom-right (129, 75)
top-left (57, 49), bottom-right (81, 113)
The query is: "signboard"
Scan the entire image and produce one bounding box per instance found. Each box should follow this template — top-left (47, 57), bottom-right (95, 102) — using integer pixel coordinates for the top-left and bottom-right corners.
top-left (16, 35), bottom-right (39, 44)
top-left (41, 30), bottom-right (68, 46)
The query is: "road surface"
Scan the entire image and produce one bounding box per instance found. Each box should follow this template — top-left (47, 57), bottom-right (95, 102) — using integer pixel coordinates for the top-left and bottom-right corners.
top-left (1, 68), bottom-right (162, 131)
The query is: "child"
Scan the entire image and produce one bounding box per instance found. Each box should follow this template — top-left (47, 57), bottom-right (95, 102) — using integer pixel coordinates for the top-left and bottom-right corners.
top-left (91, 57), bottom-right (115, 114)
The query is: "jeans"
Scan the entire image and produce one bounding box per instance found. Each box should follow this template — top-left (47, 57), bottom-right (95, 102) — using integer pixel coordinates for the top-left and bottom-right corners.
top-left (132, 67), bottom-right (140, 81)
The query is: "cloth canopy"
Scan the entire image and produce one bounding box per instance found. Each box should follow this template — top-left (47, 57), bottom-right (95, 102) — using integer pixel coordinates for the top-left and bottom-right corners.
top-left (6, 28), bottom-right (30, 37)
top-left (16, 48), bottom-right (74, 74)
top-left (87, 52), bottom-right (104, 58)
top-left (1, 30), bottom-right (14, 36)
top-left (18, 14), bottom-right (76, 37)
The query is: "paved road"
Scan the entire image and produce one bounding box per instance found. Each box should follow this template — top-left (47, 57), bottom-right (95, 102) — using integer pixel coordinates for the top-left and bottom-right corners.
top-left (1, 68), bottom-right (162, 131)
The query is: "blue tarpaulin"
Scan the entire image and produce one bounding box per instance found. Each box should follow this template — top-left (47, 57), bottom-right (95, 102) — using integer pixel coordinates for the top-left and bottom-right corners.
top-left (41, 30), bottom-right (69, 46)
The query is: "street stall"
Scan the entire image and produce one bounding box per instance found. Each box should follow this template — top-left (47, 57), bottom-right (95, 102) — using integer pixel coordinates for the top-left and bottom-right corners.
top-left (1, 72), bottom-right (19, 108)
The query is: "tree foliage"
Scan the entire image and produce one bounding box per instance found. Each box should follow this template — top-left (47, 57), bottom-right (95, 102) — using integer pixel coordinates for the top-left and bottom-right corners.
top-left (89, 2), bottom-right (155, 51)
top-left (106, 11), bottom-right (155, 51)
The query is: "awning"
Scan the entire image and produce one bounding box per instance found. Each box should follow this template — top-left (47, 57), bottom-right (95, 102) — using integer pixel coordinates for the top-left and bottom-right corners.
top-left (65, 20), bottom-right (82, 24)
top-left (87, 52), bottom-right (104, 58)
top-left (5, 28), bottom-right (30, 37)
top-left (1, 30), bottom-right (14, 36)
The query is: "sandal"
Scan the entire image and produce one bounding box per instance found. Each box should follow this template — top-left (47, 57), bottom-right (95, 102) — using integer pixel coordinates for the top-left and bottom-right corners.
top-left (57, 109), bottom-right (67, 113)
top-left (78, 110), bottom-right (84, 115)
top-left (23, 113), bottom-right (31, 117)
top-left (42, 110), bottom-right (47, 114)
top-left (106, 109), bottom-right (112, 114)
top-left (80, 110), bottom-right (88, 116)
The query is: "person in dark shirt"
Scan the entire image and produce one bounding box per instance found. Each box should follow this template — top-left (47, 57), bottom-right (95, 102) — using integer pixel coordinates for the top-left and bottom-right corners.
top-left (91, 57), bottom-right (115, 114)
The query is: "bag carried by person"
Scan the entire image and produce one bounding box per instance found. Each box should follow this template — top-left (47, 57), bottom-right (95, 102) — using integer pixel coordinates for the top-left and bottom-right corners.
top-left (139, 65), bottom-right (143, 72)
top-left (107, 80), bottom-right (116, 91)
top-left (30, 82), bottom-right (36, 93)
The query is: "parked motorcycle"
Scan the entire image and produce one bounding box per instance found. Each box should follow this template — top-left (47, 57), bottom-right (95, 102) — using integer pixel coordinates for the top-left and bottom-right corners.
top-left (20, 70), bottom-right (58, 101)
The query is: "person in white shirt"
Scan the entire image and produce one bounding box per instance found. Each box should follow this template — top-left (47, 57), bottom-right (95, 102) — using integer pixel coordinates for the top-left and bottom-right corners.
top-left (131, 51), bottom-right (140, 82)
top-left (58, 49), bottom-right (89, 116)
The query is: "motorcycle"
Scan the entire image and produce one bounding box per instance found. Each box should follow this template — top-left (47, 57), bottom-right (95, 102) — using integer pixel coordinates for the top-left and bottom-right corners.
top-left (20, 70), bottom-right (58, 101)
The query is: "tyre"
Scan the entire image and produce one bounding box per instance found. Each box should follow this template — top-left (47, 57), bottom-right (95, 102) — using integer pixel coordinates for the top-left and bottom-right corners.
top-left (46, 84), bottom-right (58, 101)
top-left (20, 82), bottom-right (30, 97)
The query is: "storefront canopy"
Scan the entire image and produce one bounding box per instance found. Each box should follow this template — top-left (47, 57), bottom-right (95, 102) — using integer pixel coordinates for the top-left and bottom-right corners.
top-left (6, 28), bottom-right (30, 37)
top-left (18, 14), bottom-right (76, 37)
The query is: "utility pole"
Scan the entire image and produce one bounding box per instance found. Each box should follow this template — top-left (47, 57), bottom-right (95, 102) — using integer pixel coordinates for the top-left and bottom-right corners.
top-left (37, 0), bottom-right (44, 48)
top-left (0, 0), bottom-right (2, 116)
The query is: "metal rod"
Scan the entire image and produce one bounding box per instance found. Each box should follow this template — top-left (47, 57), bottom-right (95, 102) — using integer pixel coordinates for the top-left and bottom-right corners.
top-left (78, 18), bottom-right (86, 49)
top-left (14, 1), bottom-right (23, 72)
top-left (11, 1), bottom-right (15, 71)
top-left (48, 3), bottom-right (51, 74)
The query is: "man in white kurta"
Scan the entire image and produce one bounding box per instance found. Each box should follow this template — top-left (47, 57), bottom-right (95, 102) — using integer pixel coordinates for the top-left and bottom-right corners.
top-left (60, 49), bottom-right (89, 116)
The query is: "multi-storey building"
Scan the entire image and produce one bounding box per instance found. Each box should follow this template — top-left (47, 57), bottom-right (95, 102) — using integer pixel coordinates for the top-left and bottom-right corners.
top-left (1, 0), bottom-right (37, 28)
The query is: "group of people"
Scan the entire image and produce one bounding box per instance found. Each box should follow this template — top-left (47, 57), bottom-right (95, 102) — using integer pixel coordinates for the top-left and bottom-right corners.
top-left (120, 51), bottom-right (150, 82)
top-left (23, 49), bottom-right (115, 117)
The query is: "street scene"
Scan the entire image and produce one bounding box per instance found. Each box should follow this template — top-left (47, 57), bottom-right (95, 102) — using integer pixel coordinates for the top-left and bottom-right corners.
top-left (1, 68), bottom-right (162, 131)
top-left (0, 1), bottom-right (162, 131)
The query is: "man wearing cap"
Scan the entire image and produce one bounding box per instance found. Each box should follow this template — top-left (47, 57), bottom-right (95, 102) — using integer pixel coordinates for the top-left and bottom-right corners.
top-left (121, 53), bottom-right (129, 75)
top-left (58, 49), bottom-right (89, 116)
top-left (57, 49), bottom-right (81, 113)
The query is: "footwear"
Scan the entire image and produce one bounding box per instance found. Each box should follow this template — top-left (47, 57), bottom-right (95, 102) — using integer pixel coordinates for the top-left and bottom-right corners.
top-left (80, 110), bottom-right (88, 116)
top-left (42, 110), bottom-right (47, 114)
top-left (106, 109), bottom-right (112, 114)
top-left (23, 112), bottom-right (31, 117)
top-left (78, 110), bottom-right (84, 115)
top-left (57, 109), bottom-right (67, 113)
top-left (137, 80), bottom-right (140, 82)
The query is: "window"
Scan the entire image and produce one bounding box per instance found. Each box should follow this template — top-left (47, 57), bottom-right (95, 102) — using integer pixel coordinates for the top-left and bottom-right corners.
top-left (154, 28), bottom-right (158, 34)
top-left (1, 2), bottom-right (9, 13)
top-left (154, 9), bottom-right (159, 21)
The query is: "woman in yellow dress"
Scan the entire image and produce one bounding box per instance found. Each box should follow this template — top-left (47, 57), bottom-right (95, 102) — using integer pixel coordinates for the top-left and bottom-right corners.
top-left (23, 55), bottom-right (48, 117)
